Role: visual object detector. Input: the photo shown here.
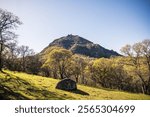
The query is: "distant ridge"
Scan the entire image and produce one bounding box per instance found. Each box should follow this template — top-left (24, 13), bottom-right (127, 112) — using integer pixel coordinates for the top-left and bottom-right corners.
top-left (43, 34), bottom-right (120, 58)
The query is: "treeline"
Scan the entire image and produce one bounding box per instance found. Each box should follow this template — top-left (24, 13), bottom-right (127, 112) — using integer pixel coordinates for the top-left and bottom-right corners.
top-left (3, 44), bottom-right (41, 74)
top-left (2, 39), bottom-right (150, 95)
top-left (0, 8), bottom-right (41, 74)
top-left (40, 39), bottom-right (150, 95)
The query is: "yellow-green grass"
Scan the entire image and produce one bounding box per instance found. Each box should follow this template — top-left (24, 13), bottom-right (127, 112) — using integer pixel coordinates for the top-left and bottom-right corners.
top-left (0, 70), bottom-right (150, 100)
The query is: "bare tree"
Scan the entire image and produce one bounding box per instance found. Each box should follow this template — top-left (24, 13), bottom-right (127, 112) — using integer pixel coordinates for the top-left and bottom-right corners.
top-left (7, 40), bottom-right (18, 59)
top-left (0, 8), bottom-right (22, 71)
top-left (18, 45), bottom-right (34, 72)
top-left (4, 40), bottom-right (20, 70)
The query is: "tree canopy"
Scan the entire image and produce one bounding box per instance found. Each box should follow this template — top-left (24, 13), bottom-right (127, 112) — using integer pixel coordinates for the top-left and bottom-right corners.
top-left (0, 8), bottom-right (22, 71)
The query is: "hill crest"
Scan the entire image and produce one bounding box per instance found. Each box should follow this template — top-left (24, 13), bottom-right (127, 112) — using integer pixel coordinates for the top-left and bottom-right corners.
top-left (44, 34), bottom-right (120, 58)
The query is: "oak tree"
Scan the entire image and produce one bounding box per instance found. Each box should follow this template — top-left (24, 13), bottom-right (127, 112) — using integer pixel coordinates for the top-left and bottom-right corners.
top-left (0, 8), bottom-right (22, 71)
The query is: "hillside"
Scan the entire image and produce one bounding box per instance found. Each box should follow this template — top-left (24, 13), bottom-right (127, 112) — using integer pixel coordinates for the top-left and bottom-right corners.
top-left (42, 34), bottom-right (120, 58)
top-left (0, 70), bottom-right (150, 100)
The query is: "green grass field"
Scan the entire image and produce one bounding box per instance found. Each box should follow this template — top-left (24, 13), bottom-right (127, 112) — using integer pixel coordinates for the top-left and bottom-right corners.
top-left (0, 70), bottom-right (150, 100)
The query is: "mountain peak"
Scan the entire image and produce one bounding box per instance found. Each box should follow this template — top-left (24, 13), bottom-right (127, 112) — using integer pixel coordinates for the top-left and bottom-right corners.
top-left (47, 34), bottom-right (120, 58)
top-left (49, 34), bottom-right (93, 49)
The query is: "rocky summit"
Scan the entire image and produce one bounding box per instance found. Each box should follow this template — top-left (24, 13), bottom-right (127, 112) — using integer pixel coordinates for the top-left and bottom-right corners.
top-left (45, 34), bottom-right (120, 58)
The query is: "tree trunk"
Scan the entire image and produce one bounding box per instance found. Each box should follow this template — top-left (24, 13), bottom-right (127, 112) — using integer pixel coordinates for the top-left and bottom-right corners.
top-left (0, 43), bottom-right (3, 71)
top-left (60, 73), bottom-right (64, 79)
top-left (141, 83), bottom-right (150, 95)
top-left (75, 76), bottom-right (78, 83)
top-left (145, 84), bottom-right (150, 95)
top-left (0, 54), bottom-right (2, 71)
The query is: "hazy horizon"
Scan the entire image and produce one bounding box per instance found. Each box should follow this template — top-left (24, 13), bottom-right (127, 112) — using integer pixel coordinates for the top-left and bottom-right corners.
top-left (0, 0), bottom-right (150, 53)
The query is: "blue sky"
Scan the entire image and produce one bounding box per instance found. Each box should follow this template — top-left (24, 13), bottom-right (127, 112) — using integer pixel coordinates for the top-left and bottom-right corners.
top-left (0, 0), bottom-right (150, 53)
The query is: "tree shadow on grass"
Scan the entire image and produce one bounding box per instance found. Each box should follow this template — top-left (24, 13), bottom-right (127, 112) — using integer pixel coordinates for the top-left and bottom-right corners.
top-left (0, 72), bottom-right (75, 100)
top-left (0, 85), bottom-right (30, 100)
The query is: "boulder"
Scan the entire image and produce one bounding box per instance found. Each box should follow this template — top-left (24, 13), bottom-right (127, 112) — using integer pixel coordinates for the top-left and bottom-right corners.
top-left (56, 78), bottom-right (77, 91)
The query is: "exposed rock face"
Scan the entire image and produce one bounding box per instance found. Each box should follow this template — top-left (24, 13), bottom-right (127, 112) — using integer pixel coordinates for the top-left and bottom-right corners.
top-left (44, 34), bottom-right (120, 58)
top-left (56, 78), bottom-right (77, 91)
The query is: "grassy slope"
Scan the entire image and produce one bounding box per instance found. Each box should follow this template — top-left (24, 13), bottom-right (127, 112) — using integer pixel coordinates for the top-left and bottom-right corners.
top-left (0, 70), bottom-right (150, 100)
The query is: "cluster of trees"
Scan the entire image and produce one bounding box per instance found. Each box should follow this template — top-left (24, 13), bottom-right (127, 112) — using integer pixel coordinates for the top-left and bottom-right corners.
top-left (41, 46), bottom-right (90, 84)
top-left (0, 8), bottom-right (41, 73)
top-left (40, 40), bottom-right (150, 95)
top-left (3, 44), bottom-right (41, 74)
top-left (120, 40), bottom-right (150, 94)
top-left (1, 8), bottom-right (150, 95)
